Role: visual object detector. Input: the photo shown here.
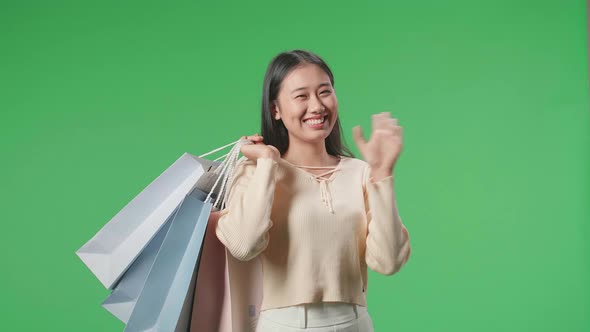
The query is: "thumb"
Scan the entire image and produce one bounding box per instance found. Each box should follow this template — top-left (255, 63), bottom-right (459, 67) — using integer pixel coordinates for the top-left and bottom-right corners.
top-left (352, 126), bottom-right (367, 151)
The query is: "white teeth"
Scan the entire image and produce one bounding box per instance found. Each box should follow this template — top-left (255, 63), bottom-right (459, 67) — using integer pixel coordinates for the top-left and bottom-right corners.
top-left (304, 117), bottom-right (325, 125)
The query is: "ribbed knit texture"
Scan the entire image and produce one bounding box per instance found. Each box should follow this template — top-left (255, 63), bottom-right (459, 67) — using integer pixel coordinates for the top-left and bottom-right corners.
top-left (215, 156), bottom-right (411, 311)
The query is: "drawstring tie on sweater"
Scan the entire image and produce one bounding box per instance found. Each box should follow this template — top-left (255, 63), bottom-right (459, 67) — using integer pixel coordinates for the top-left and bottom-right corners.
top-left (290, 163), bottom-right (341, 214)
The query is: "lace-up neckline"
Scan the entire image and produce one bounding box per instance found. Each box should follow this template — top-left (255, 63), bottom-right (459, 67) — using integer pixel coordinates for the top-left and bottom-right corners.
top-left (280, 157), bottom-right (345, 214)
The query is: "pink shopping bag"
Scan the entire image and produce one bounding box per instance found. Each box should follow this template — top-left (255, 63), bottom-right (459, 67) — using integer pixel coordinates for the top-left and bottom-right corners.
top-left (191, 212), bottom-right (263, 332)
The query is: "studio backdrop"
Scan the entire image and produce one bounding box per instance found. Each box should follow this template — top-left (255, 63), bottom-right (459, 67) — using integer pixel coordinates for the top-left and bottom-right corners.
top-left (0, 0), bottom-right (588, 331)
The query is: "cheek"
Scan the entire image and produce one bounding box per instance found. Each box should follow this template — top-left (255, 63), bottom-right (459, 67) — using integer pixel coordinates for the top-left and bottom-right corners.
top-left (320, 95), bottom-right (337, 111)
top-left (327, 98), bottom-right (338, 115)
top-left (329, 95), bottom-right (338, 108)
top-left (285, 104), bottom-right (307, 122)
top-left (327, 98), bottom-right (339, 125)
top-left (278, 106), bottom-right (305, 131)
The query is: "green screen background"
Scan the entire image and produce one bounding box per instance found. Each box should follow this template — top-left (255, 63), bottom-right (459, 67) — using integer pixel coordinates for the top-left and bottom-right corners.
top-left (1, 1), bottom-right (588, 331)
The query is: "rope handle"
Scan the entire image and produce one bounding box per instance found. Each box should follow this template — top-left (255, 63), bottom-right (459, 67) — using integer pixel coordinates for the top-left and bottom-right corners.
top-left (199, 139), bottom-right (253, 209)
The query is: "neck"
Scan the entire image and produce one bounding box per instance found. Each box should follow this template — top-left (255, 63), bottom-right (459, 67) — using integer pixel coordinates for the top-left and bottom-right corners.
top-left (282, 136), bottom-right (338, 167)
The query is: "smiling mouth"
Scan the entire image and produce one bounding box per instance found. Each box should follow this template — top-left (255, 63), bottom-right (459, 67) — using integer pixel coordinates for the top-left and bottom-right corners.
top-left (303, 115), bottom-right (328, 126)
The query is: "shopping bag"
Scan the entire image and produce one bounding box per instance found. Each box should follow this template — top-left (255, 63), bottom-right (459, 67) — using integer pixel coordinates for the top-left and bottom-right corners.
top-left (189, 217), bottom-right (264, 332)
top-left (76, 153), bottom-right (220, 289)
top-left (77, 139), bottom-right (252, 331)
top-left (189, 211), bottom-right (232, 332)
top-left (100, 188), bottom-right (215, 323)
top-left (124, 191), bottom-right (212, 332)
top-left (101, 214), bottom-right (173, 323)
top-left (75, 136), bottom-right (246, 290)
top-left (123, 140), bottom-right (249, 331)
top-left (190, 191), bottom-right (264, 332)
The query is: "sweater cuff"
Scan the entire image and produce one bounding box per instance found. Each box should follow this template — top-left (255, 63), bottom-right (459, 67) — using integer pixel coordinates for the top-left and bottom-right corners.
top-left (367, 174), bottom-right (395, 204)
top-left (368, 175), bottom-right (393, 185)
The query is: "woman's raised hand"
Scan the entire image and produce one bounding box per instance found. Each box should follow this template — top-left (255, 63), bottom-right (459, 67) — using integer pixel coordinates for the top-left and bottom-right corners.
top-left (240, 134), bottom-right (280, 162)
top-left (352, 112), bottom-right (403, 176)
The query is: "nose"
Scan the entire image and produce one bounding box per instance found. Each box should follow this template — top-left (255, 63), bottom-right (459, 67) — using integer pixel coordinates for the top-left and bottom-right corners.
top-left (309, 95), bottom-right (325, 113)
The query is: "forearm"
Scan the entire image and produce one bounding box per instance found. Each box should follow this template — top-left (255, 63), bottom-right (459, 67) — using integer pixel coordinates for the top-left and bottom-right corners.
top-left (365, 171), bottom-right (411, 275)
top-left (215, 158), bottom-right (277, 261)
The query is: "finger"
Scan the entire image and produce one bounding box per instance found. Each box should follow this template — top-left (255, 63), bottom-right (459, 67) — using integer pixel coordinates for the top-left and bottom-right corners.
top-left (352, 126), bottom-right (367, 151)
top-left (373, 113), bottom-right (388, 131)
top-left (381, 113), bottom-right (392, 130)
top-left (246, 135), bottom-right (264, 142)
top-left (388, 118), bottom-right (398, 133)
top-left (380, 112), bottom-right (392, 125)
top-left (371, 114), bottom-right (380, 132)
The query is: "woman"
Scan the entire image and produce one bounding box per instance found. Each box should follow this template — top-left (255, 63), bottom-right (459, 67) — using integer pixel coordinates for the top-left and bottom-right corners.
top-left (215, 49), bottom-right (411, 331)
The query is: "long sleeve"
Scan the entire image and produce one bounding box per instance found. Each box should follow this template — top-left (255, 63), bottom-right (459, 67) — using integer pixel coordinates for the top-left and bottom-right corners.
top-left (363, 165), bottom-right (411, 276)
top-left (215, 157), bottom-right (278, 261)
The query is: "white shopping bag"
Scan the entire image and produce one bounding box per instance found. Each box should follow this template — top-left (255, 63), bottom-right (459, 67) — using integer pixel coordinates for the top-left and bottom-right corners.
top-left (76, 140), bottom-right (247, 290)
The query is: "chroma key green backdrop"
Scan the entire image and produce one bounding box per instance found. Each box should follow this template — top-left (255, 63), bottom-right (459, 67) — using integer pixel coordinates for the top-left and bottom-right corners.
top-left (1, 0), bottom-right (588, 331)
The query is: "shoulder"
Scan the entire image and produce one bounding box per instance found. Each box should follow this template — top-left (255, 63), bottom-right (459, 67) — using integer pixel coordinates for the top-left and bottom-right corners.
top-left (340, 156), bottom-right (371, 186)
top-left (342, 156), bottom-right (368, 167)
top-left (341, 156), bottom-right (370, 174)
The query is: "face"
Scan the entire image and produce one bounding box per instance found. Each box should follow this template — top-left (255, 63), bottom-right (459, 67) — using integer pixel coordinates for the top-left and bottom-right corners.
top-left (272, 63), bottom-right (338, 145)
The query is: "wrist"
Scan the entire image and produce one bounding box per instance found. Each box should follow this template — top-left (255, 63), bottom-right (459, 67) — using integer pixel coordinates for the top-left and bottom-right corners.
top-left (370, 168), bottom-right (393, 182)
top-left (259, 152), bottom-right (279, 162)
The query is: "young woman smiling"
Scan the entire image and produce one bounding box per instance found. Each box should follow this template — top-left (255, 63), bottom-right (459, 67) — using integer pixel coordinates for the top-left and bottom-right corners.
top-left (215, 50), bottom-right (411, 331)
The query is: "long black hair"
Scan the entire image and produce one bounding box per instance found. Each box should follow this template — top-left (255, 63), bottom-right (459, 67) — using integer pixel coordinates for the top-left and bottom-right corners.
top-left (260, 49), bottom-right (354, 158)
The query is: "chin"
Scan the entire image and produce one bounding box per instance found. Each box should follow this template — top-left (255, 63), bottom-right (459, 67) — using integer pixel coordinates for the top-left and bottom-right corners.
top-left (303, 128), bottom-right (334, 143)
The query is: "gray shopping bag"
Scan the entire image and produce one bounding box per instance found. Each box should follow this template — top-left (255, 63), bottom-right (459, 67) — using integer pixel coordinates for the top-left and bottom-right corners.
top-left (100, 215), bottom-right (173, 323)
top-left (100, 189), bottom-right (212, 323)
top-left (124, 191), bottom-right (212, 332)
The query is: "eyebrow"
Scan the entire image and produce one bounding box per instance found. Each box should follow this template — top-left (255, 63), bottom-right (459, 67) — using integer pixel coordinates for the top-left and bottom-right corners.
top-left (290, 82), bottom-right (331, 94)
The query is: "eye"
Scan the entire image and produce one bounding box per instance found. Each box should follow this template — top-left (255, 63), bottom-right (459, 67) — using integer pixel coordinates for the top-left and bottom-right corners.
top-left (295, 94), bottom-right (307, 99)
top-left (320, 90), bottom-right (332, 95)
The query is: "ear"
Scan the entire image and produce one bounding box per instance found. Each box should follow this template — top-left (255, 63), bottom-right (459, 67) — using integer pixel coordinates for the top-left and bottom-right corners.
top-left (271, 102), bottom-right (281, 120)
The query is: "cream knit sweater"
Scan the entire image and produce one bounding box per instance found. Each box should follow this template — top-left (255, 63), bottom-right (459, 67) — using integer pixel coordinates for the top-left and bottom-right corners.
top-left (215, 156), bottom-right (411, 311)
